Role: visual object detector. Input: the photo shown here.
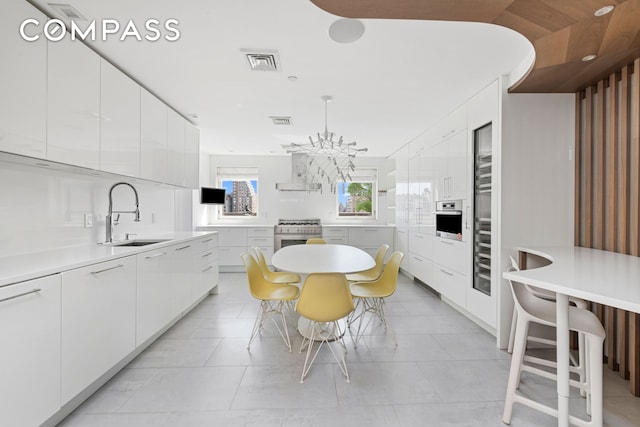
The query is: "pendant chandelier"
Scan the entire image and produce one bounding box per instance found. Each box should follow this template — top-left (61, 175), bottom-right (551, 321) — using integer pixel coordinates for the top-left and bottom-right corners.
top-left (282, 95), bottom-right (367, 193)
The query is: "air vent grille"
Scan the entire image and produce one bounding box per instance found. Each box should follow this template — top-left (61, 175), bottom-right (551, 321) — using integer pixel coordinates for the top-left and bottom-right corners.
top-left (242, 49), bottom-right (280, 71)
top-left (48, 3), bottom-right (86, 20)
top-left (270, 116), bottom-right (292, 125)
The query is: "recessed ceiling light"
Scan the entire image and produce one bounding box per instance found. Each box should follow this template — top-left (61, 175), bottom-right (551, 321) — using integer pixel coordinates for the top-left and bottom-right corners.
top-left (582, 54), bottom-right (597, 62)
top-left (594, 5), bottom-right (614, 16)
top-left (328, 19), bottom-right (365, 44)
top-left (287, 75), bottom-right (298, 82)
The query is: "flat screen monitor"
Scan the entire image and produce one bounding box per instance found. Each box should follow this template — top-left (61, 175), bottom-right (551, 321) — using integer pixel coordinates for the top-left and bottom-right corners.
top-left (200, 187), bottom-right (225, 204)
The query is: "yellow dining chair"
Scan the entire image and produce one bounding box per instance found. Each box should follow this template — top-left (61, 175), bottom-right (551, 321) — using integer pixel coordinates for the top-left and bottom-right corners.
top-left (305, 238), bottom-right (326, 244)
top-left (295, 273), bottom-right (355, 383)
top-left (349, 251), bottom-right (404, 348)
top-left (345, 244), bottom-right (389, 282)
top-left (250, 246), bottom-right (301, 285)
top-left (241, 252), bottom-right (300, 352)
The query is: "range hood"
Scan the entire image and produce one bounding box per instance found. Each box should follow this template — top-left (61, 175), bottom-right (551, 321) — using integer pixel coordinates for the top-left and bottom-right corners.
top-left (276, 153), bottom-right (322, 192)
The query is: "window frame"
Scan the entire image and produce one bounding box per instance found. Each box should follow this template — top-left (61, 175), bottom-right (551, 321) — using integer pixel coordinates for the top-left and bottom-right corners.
top-left (216, 167), bottom-right (259, 219)
top-left (336, 168), bottom-right (378, 219)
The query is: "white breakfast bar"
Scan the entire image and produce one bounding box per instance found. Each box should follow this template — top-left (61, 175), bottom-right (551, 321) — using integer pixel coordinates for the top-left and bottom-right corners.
top-left (503, 246), bottom-right (640, 427)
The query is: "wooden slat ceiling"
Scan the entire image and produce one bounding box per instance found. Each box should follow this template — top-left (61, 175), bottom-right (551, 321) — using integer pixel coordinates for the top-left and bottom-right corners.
top-left (310, 0), bottom-right (640, 93)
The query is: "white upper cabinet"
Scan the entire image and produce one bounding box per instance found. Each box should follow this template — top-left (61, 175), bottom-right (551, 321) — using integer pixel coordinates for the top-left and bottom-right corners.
top-left (140, 89), bottom-right (168, 183)
top-left (167, 109), bottom-right (185, 186)
top-left (184, 121), bottom-right (200, 189)
top-left (47, 35), bottom-right (100, 169)
top-left (435, 130), bottom-right (468, 201)
top-left (0, 0), bottom-right (47, 158)
top-left (100, 59), bottom-right (141, 176)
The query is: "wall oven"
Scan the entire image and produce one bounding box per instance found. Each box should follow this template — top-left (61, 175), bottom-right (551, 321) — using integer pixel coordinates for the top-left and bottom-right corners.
top-left (435, 200), bottom-right (463, 241)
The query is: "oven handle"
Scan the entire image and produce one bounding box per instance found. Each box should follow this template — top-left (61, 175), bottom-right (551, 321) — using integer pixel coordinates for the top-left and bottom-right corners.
top-left (435, 210), bottom-right (462, 215)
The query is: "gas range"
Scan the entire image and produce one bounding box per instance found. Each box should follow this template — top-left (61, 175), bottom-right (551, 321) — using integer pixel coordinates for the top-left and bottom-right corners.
top-left (274, 219), bottom-right (322, 250)
top-left (274, 219), bottom-right (322, 235)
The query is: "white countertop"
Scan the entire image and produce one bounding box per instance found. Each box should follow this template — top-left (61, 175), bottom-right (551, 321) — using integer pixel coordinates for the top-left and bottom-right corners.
top-left (0, 232), bottom-right (215, 288)
top-left (504, 246), bottom-right (640, 313)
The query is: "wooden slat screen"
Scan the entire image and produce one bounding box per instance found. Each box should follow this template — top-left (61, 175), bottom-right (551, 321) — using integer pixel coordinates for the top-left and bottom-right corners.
top-left (575, 56), bottom-right (640, 396)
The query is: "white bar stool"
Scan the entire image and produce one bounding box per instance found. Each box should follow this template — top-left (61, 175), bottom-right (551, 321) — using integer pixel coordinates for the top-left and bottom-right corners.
top-left (503, 277), bottom-right (605, 427)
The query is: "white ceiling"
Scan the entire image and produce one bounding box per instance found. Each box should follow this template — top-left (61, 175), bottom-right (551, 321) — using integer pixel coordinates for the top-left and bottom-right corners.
top-left (30, 0), bottom-right (534, 157)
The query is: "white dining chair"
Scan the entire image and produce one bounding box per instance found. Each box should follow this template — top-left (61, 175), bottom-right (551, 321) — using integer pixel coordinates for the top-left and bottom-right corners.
top-left (503, 274), bottom-right (605, 426)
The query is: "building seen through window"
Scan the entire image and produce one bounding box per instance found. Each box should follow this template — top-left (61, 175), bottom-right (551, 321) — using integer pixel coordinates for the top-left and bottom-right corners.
top-left (217, 167), bottom-right (258, 217)
top-left (337, 168), bottom-right (377, 218)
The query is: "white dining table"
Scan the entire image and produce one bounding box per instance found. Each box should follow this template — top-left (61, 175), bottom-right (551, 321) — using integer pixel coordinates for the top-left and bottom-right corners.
top-left (271, 244), bottom-right (375, 340)
top-left (503, 246), bottom-right (640, 427)
top-left (271, 243), bottom-right (375, 274)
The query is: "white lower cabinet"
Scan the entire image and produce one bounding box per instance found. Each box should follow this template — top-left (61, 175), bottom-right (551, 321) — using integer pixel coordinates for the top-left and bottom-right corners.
top-left (171, 241), bottom-right (200, 318)
top-left (323, 227), bottom-right (349, 244)
top-left (195, 235), bottom-right (219, 299)
top-left (408, 253), bottom-right (435, 291)
top-left (349, 227), bottom-right (394, 260)
top-left (136, 247), bottom-right (173, 346)
top-left (0, 274), bottom-right (61, 427)
top-left (435, 265), bottom-right (466, 308)
top-left (433, 238), bottom-right (468, 275)
top-left (61, 256), bottom-right (136, 404)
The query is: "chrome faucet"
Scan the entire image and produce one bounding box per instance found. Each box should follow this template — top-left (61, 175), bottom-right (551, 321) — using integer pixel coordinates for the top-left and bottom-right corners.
top-left (105, 182), bottom-right (141, 243)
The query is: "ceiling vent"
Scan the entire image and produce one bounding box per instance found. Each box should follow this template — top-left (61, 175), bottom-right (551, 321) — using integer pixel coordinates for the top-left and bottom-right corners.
top-left (270, 116), bottom-right (292, 125)
top-left (242, 49), bottom-right (280, 71)
top-left (48, 3), bottom-right (86, 20)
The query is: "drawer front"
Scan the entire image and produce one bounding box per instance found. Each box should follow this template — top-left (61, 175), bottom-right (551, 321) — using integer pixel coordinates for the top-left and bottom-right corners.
top-left (211, 228), bottom-right (247, 247)
top-left (247, 236), bottom-right (274, 248)
top-left (198, 234), bottom-right (218, 250)
top-left (324, 236), bottom-right (348, 245)
top-left (409, 231), bottom-right (433, 258)
top-left (433, 237), bottom-right (468, 275)
top-left (435, 265), bottom-right (466, 308)
top-left (247, 227), bottom-right (273, 238)
top-left (409, 253), bottom-right (435, 291)
top-left (349, 227), bottom-right (394, 246)
top-left (218, 246), bottom-right (246, 266)
top-left (323, 227), bottom-right (348, 238)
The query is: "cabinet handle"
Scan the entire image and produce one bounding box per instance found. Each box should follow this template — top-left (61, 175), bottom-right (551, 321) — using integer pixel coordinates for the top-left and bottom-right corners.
top-left (413, 257), bottom-right (422, 262)
top-left (364, 229), bottom-right (378, 232)
top-left (0, 288), bottom-right (41, 303)
top-left (175, 245), bottom-right (191, 251)
top-left (90, 264), bottom-right (124, 275)
top-left (201, 252), bottom-right (213, 258)
top-left (415, 234), bottom-right (424, 239)
top-left (440, 240), bottom-right (454, 245)
top-left (252, 238), bottom-right (269, 241)
top-left (202, 239), bottom-right (213, 243)
top-left (465, 206), bottom-right (470, 229)
top-left (145, 252), bottom-right (168, 259)
top-left (202, 266), bottom-right (213, 272)
top-left (440, 269), bottom-right (454, 276)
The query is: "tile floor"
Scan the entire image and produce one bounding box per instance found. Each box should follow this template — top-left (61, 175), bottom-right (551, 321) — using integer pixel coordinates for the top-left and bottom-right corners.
top-left (58, 272), bottom-right (640, 426)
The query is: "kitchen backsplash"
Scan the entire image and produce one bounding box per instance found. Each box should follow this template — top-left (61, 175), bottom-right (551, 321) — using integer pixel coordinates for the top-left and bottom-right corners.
top-left (0, 159), bottom-right (193, 257)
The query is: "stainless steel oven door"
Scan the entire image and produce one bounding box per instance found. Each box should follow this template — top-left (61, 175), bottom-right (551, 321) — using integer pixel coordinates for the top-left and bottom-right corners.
top-left (274, 234), bottom-right (321, 251)
top-left (435, 210), bottom-right (463, 240)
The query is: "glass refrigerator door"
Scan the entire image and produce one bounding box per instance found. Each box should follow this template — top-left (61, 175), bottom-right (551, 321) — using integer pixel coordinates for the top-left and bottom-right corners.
top-left (473, 123), bottom-right (492, 295)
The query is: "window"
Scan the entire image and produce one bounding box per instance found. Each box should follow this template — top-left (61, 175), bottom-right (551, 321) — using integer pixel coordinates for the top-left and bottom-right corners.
top-left (337, 168), bottom-right (377, 218)
top-left (217, 167), bottom-right (258, 217)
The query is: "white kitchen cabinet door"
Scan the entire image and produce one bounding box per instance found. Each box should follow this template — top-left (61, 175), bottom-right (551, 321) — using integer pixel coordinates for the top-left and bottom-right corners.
top-left (395, 227), bottom-right (409, 268)
top-left (195, 235), bottom-right (219, 299)
top-left (447, 130), bottom-right (469, 201)
top-left (323, 227), bottom-right (349, 244)
top-left (433, 237), bottom-right (468, 276)
top-left (436, 265), bottom-right (466, 308)
top-left (171, 241), bottom-right (199, 317)
top-left (0, 274), bottom-right (61, 427)
top-left (140, 88), bottom-right (168, 183)
top-left (136, 247), bottom-right (173, 345)
top-left (435, 131), bottom-right (468, 201)
top-left (100, 59), bottom-right (141, 176)
top-left (0, 0), bottom-right (47, 158)
top-left (167, 109), bottom-right (186, 186)
top-left (393, 144), bottom-right (410, 226)
top-left (61, 256), bottom-right (136, 404)
top-left (47, 35), bottom-right (100, 169)
top-left (409, 253), bottom-right (435, 291)
top-left (349, 227), bottom-right (394, 261)
top-left (184, 121), bottom-right (200, 188)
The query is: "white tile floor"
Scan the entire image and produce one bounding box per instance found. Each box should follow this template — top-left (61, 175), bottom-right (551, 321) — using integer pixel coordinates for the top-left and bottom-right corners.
top-left (58, 272), bottom-right (640, 426)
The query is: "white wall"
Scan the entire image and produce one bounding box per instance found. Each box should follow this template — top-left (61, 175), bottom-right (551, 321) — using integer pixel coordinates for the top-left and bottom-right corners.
top-left (200, 154), bottom-right (389, 225)
top-left (0, 158), bottom-right (193, 257)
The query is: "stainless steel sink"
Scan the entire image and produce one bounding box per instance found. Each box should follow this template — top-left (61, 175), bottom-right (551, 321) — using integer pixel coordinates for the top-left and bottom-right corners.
top-left (112, 239), bottom-right (169, 247)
